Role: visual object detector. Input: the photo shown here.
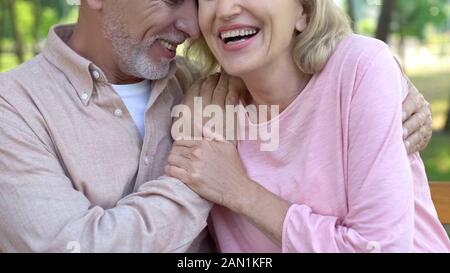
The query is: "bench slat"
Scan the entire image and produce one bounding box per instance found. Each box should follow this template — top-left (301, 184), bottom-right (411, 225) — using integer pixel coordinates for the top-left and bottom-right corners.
top-left (430, 182), bottom-right (450, 224)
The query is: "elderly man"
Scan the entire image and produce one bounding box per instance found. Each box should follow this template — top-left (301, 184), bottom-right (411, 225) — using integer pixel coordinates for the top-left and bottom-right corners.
top-left (0, 0), bottom-right (432, 253)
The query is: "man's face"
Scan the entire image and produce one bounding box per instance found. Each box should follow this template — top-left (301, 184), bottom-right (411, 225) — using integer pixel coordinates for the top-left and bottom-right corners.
top-left (102, 0), bottom-right (200, 80)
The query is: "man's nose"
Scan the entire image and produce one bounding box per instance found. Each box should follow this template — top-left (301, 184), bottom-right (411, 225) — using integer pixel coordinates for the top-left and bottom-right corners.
top-left (174, 0), bottom-right (201, 40)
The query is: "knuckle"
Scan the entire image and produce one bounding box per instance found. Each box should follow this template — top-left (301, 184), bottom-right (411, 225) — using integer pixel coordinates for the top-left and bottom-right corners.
top-left (416, 144), bottom-right (421, 152)
top-left (406, 145), bottom-right (412, 155)
top-left (167, 154), bottom-right (176, 164)
top-left (411, 131), bottom-right (420, 141)
top-left (420, 125), bottom-right (427, 134)
top-left (182, 173), bottom-right (193, 185)
top-left (414, 96), bottom-right (421, 107)
top-left (192, 147), bottom-right (203, 158)
top-left (412, 119), bottom-right (420, 129)
top-left (226, 94), bottom-right (239, 104)
top-left (202, 76), bottom-right (217, 88)
top-left (189, 80), bottom-right (202, 93)
top-left (190, 171), bottom-right (202, 182)
top-left (165, 165), bottom-right (173, 175)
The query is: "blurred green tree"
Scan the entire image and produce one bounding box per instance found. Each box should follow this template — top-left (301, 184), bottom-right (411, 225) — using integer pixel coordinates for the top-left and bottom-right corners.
top-left (4, 0), bottom-right (25, 63)
top-left (0, 0), bottom-right (75, 65)
top-left (394, 0), bottom-right (449, 59)
top-left (445, 96), bottom-right (450, 132)
top-left (346, 0), bottom-right (356, 30)
top-left (0, 1), bottom-right (4, 70)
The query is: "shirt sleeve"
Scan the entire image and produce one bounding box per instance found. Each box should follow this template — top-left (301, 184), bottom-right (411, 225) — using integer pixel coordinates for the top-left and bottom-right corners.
top-left (281, 47), bottom-right (415, 253)
top-left (0, 107), bottom-right (212, 253)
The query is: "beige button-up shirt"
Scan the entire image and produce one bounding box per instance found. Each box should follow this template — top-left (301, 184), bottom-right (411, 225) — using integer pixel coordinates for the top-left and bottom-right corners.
top-left (0, 25), bottom-right (212, 253)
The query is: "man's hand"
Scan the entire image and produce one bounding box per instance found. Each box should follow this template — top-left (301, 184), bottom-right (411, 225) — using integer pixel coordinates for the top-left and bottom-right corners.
top-left (402, 78), bottom-right (433, 155)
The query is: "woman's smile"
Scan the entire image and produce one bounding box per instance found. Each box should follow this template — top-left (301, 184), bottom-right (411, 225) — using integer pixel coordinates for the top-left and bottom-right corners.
top-left (218, 24), bottom-right (260, 52)
top-left (198, 0), bottom-right (306, 78)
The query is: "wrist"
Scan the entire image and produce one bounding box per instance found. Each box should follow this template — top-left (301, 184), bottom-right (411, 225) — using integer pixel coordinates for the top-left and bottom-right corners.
top-left (225, 176), bottom-right (259, 215)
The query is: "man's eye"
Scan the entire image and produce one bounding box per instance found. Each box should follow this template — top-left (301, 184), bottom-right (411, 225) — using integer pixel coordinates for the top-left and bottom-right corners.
top-left (164, 0), bottom-right (183, 6)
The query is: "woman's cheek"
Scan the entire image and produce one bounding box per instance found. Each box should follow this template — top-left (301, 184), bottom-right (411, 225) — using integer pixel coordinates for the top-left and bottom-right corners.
top-left (198, 14), bottom-right (210, 34)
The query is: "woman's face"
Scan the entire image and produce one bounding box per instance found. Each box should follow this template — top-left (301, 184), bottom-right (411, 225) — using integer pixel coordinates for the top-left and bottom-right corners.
top-left (198, 0), bottom-right (307, 77)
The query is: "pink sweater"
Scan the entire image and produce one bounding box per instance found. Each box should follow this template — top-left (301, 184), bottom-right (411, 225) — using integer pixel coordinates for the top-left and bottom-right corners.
top-left (210, 34), bottom-right (450, 253)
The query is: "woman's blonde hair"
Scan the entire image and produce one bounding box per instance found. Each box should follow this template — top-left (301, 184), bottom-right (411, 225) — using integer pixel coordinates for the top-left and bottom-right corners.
top-left (184, 0), bottom-right (353, 76)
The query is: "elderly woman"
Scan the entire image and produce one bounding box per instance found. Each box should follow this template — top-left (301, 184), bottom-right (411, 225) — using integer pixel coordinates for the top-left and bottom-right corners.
top-left (166, 0), bottom-right (450, 252)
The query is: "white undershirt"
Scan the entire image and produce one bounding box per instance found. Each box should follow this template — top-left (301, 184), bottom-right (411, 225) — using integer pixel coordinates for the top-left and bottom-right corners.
top-left (112, 80), bottom-right (151, 138)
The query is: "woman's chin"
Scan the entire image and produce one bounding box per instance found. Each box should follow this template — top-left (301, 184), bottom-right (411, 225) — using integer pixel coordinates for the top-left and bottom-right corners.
top-left (222, 64), bottom-right (256, 78)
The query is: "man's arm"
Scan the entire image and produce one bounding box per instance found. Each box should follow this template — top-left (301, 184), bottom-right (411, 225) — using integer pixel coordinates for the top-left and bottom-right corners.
top-left (0, 106), bottom-right (211, 253)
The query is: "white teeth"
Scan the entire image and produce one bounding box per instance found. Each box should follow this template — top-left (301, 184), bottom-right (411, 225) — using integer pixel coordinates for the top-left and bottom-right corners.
top-left (220, 28), bottom-right (258, 41)
top-left (160, 40), bottom-right (177, 51)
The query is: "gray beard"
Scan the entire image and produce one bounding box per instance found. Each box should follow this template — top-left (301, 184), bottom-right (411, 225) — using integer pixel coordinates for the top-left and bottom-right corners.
top-left (112, 36), bottom-right (171, 80)
top-left (103, 16), bottom-right (172, 80)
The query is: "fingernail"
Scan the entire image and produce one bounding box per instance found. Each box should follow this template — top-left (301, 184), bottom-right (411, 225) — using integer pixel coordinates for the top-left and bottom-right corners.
top-left (403, 128), bottom-right (408, 138)
top-left (405, 140), bottom-right (410, 148)
top-left (402, 112), bottom-right (407, 121)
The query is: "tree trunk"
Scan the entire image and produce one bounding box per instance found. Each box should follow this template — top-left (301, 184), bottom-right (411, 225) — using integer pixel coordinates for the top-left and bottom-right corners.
top-left (32, 0), bottom-right (43, 55)
top-left (5, 0), bottom-right (24, 63)
top-left (347, 0), bottom-right (356, 30)
top-left (445, 95), bottom-right (450, 132)
top-left (376, 0), bottom-right (396, 42)
top-left (0, 0), bottom-right (5, 70)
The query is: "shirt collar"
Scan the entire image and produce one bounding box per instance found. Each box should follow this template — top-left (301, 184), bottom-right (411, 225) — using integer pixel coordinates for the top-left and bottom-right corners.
top-left (42, 24), bottom-right (177, 106)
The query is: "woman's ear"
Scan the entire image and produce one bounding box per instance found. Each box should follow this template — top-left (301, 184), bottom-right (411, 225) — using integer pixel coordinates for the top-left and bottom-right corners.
top-left (85, 0), bottom-right (103, 10)
top-left (295, 5), bottom-right (308, 33)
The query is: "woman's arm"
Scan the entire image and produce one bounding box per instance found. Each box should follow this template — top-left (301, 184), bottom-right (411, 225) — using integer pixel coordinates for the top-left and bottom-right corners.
top-left (165, 139), bottom-right (290, 246)
top-left (166, 46), bottom-right (415, 253)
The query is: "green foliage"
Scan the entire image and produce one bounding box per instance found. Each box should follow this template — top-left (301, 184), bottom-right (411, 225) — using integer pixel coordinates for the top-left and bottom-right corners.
top-left (409, 71), bottom-right (450, 181)
top-left (357, 18), bottom-right (377, 36)
top-left (0, 0), bottom-right (78, 68)
top-left (421, 133), bottom-right (450, 181)
top-left (394, 0), bottom-right (449, 40)
top-left (0, 0), bottom-right (76, 40)
top-left (349, 0), bottom-right (449, 40)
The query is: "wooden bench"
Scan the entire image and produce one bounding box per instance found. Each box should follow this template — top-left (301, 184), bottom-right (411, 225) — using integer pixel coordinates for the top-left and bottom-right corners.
top-left (430, 182), bottom-right (450, 224)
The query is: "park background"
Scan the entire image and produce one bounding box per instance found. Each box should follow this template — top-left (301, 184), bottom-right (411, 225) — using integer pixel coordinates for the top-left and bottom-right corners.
top-left (0, 0), bottom-right (449, 235)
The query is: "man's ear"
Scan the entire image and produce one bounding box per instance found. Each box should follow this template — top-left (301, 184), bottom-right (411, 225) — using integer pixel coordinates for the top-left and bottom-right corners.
top-left (85, 0), bottom-right (103, 10)
top-left (295, 5), bottom-right (308, 33)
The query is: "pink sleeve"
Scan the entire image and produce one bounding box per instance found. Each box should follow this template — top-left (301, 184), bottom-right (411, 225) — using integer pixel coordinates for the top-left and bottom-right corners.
top-left (282, 47), bottom-right (414, 253)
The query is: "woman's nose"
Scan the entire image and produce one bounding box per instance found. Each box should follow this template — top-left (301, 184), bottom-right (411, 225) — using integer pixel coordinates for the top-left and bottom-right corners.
top-left (216, 0), bottom-right (242, 21)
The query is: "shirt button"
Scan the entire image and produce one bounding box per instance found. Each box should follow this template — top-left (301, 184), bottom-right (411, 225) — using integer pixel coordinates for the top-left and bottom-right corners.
top-left (114, 109), bottom-right (123, 117)
top-left (81, 93), bottom-right (89, 101)
top-left (92, 70), bottom-right (101, 81)
top-left (144, 156), bottom-right (151, 165)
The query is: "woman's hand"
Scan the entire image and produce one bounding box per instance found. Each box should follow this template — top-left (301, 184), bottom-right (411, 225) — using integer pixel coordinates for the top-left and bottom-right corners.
top-left (171, 73), bottom-right (245, 143)
top-left (165, 140), bottom-right (291, 246)
top-left (165, 140), bottom-right (251, 210)
top-left (402, 79), bottom-right (433, 154)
